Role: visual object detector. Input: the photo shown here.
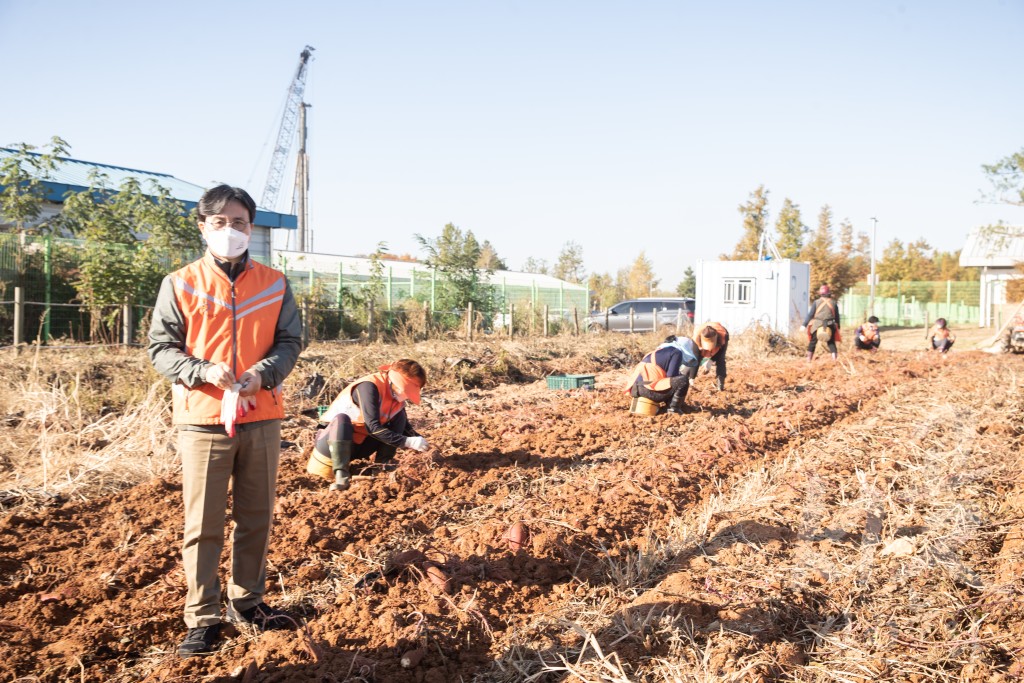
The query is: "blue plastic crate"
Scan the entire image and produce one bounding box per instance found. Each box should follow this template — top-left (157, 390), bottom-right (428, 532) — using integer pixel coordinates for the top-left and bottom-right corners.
top-left (546, 374), bottom-right (596, 390)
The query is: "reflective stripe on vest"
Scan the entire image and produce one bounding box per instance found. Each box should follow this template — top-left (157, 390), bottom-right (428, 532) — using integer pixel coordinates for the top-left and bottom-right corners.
top-left (169, 254), bottom-right (286, 425)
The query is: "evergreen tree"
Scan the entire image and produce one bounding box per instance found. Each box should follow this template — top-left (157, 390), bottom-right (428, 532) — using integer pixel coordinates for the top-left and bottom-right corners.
top-left (476, 240), bottom-right (507, 270)
top-left (774, 198), bottom-right (805, 258)
top-left (676, 266), bottom-right (696, 298)
top-left (800, 205), bottom-right (855, 298)
top-left (729, 185), bottom-right (769, 259)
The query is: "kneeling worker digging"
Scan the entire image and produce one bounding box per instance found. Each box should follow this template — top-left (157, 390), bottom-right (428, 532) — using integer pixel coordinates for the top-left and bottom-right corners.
top-left (308, 359), bottom-right (430, 491)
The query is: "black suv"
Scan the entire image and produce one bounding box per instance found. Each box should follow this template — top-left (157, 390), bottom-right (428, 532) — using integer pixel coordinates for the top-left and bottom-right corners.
top-left (588, 298), bottom-right (695, 333)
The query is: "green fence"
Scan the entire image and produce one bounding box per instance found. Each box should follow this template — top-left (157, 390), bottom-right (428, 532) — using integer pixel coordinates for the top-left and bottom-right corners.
top-left (0, 233), bottom-right (590, 345)
top-left (840, 281), bottom-right (980, 327)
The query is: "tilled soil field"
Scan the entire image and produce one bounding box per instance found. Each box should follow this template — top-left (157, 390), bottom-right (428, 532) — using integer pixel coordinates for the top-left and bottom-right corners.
top-left (0, 338), bottom-right (1022, 682)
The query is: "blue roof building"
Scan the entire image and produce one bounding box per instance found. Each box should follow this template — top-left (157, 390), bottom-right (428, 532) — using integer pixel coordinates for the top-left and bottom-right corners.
top-left (0, 149), bottom-right (297, 260)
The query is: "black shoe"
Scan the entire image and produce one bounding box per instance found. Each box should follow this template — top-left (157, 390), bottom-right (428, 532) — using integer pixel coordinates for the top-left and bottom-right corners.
top-left (178, 624), bottom-right (221, 657)
top-left (226, 602), bottom-right (296, 631)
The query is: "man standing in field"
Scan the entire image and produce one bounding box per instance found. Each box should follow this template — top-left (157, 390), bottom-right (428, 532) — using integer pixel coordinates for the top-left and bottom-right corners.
top-left (148, 185), bottom-right (303, 657)
top-left (802, 285), bottom-right (841, 360)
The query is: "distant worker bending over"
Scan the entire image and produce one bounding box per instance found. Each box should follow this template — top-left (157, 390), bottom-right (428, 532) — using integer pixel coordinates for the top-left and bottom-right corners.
top-left (692, 322), bottom-right (730, 391)
top-left (625, 335), bottom-right (700, 414)
top-left (314, 359), bottom-right (430, 492)
top-left (928, 318), bottom-right (956, 354)
top-left (803, 285), bottom-right (841, 360)
top-left (854, 316), bottom-right (881, 352)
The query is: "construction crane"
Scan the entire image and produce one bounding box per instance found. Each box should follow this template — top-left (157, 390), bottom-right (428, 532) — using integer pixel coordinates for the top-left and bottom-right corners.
top-left (260, 45), bottom-right (315, 214)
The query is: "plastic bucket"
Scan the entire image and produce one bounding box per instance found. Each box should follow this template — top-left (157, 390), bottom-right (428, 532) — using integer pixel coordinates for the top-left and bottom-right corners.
top-left (629, 396), bottom-right (660, 416)
top-left (306, 449), bottom-right (333, 480)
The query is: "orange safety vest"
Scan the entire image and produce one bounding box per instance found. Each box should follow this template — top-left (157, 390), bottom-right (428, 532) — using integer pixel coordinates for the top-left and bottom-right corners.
top-left (693, 322), bottom-right (728, 358)
top-left (860, 322), bottom-right (878, 342)
top-left (169, 254), bottom-right (287, 425)
top-left (623, 348), bottom-right (675, 393)
top-left (930, 325), bottom-right (952, 341)
top-left (324, 371), bottom-right (406, 444)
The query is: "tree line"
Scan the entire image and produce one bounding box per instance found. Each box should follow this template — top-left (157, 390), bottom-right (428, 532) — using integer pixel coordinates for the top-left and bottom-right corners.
top-left (5, 137), bottom-right (1020, 329)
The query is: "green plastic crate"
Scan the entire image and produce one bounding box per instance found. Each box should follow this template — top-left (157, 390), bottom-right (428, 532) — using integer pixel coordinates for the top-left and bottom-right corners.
top-left (316, 405), bottom-right (330, 419)
top-left (546, 374), bottom-right (596, 390)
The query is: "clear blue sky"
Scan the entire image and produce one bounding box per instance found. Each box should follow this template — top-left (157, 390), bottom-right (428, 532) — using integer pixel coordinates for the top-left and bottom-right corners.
top-left (2, 1), bottom-right (1020, 289)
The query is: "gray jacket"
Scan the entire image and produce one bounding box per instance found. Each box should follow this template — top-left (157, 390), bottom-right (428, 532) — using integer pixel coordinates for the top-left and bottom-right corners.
top-left (147, 255), bottom-right (303, 392)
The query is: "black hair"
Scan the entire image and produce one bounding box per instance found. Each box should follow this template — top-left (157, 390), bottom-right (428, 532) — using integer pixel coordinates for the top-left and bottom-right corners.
top-left (663, 335), bottom-right (677, 344)
top-left (198, 184), bottom-right (256, 223)
top-left (868, 316), bottom-right (879, 324)
top-left (936, 317), bottom-right (947, 327)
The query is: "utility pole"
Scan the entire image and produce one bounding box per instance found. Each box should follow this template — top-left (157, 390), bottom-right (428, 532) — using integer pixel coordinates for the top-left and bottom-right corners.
top-left (869, 217), bottom-right (878, 318)
top-left (294, 102), bottom-right (311, 252)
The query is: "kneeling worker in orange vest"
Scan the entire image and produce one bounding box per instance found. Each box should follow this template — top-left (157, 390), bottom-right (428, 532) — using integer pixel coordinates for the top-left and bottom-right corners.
top-left (625, 335), bottom-right (700, 414)
top-left (693, 322), bottom-right (730, 391)
top-left (315, 359), bottom-right (429, 491)
top-left (854, 316), bottom-right (881, 351)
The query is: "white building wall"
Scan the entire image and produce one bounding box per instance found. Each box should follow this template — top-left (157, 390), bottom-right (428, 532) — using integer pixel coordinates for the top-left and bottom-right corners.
top-left (695, 259), bottom-right (810, 335)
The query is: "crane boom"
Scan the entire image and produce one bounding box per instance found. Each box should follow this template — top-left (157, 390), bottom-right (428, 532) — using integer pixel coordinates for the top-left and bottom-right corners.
top-left (260, 45), bottom-right (315, 211)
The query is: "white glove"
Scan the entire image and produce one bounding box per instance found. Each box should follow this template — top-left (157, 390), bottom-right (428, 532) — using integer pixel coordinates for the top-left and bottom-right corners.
top-left (221, 384), bottom-right (241, 437)
top-left (799, 325), bottom-right (806, 332)
top-left (404, 436), bottom-right (429, 452)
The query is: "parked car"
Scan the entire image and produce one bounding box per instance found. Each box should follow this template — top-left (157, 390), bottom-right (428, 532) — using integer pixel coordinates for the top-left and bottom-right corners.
top-left (588, 298), bottom-right (695, 333)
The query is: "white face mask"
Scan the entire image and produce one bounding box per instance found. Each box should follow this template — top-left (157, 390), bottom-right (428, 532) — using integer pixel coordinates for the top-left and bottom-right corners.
top-left (204, 227), bottom-right (250, 259)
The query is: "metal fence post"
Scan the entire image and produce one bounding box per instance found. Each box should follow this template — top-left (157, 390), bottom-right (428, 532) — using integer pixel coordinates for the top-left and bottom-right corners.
top-left (509, 303), bottom-right (515, 338)
top-left (543, 304), bottom-right (549, 337)
top-left (44, 235), bottom-right (52, 342)
top-left (14, 286), bottom-right (24, 351)
top-left (573, 307), bottom-right (579, 336)
top-left (467, 301), bottom-right (474, 341)
top-left (302, 300), bottom-right (310, 348)
top-left (122, 302), bottom-right (132, 346)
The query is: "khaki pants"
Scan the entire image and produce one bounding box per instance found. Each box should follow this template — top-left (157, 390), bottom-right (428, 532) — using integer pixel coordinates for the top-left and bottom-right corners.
top-left (178, 421), bottom-right (281, 627)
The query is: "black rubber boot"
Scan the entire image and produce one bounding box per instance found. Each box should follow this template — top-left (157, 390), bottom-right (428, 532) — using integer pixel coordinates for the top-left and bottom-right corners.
top-left (667, 385), bottom-right (689, 414)
top-left (329, 440), bottom-right (352, 491)
top-left (806, 351), bottom-right (814, 361)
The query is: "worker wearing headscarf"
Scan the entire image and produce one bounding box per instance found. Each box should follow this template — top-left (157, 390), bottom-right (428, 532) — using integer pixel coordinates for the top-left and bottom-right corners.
top-left (692, 322), bottom-right (729, 391)
top-left (803, 285), bottom-right (841, 360)
top-left (854, 316), bottom-right (881, 351)
top-left (314, 359), bottom-right (429, 491)
top-left (624, 335), bottom-right (700, 414)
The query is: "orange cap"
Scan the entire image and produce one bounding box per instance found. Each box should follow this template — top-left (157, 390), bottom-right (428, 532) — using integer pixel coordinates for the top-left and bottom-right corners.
top-left (385, 367), bottom-right (422, 404)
